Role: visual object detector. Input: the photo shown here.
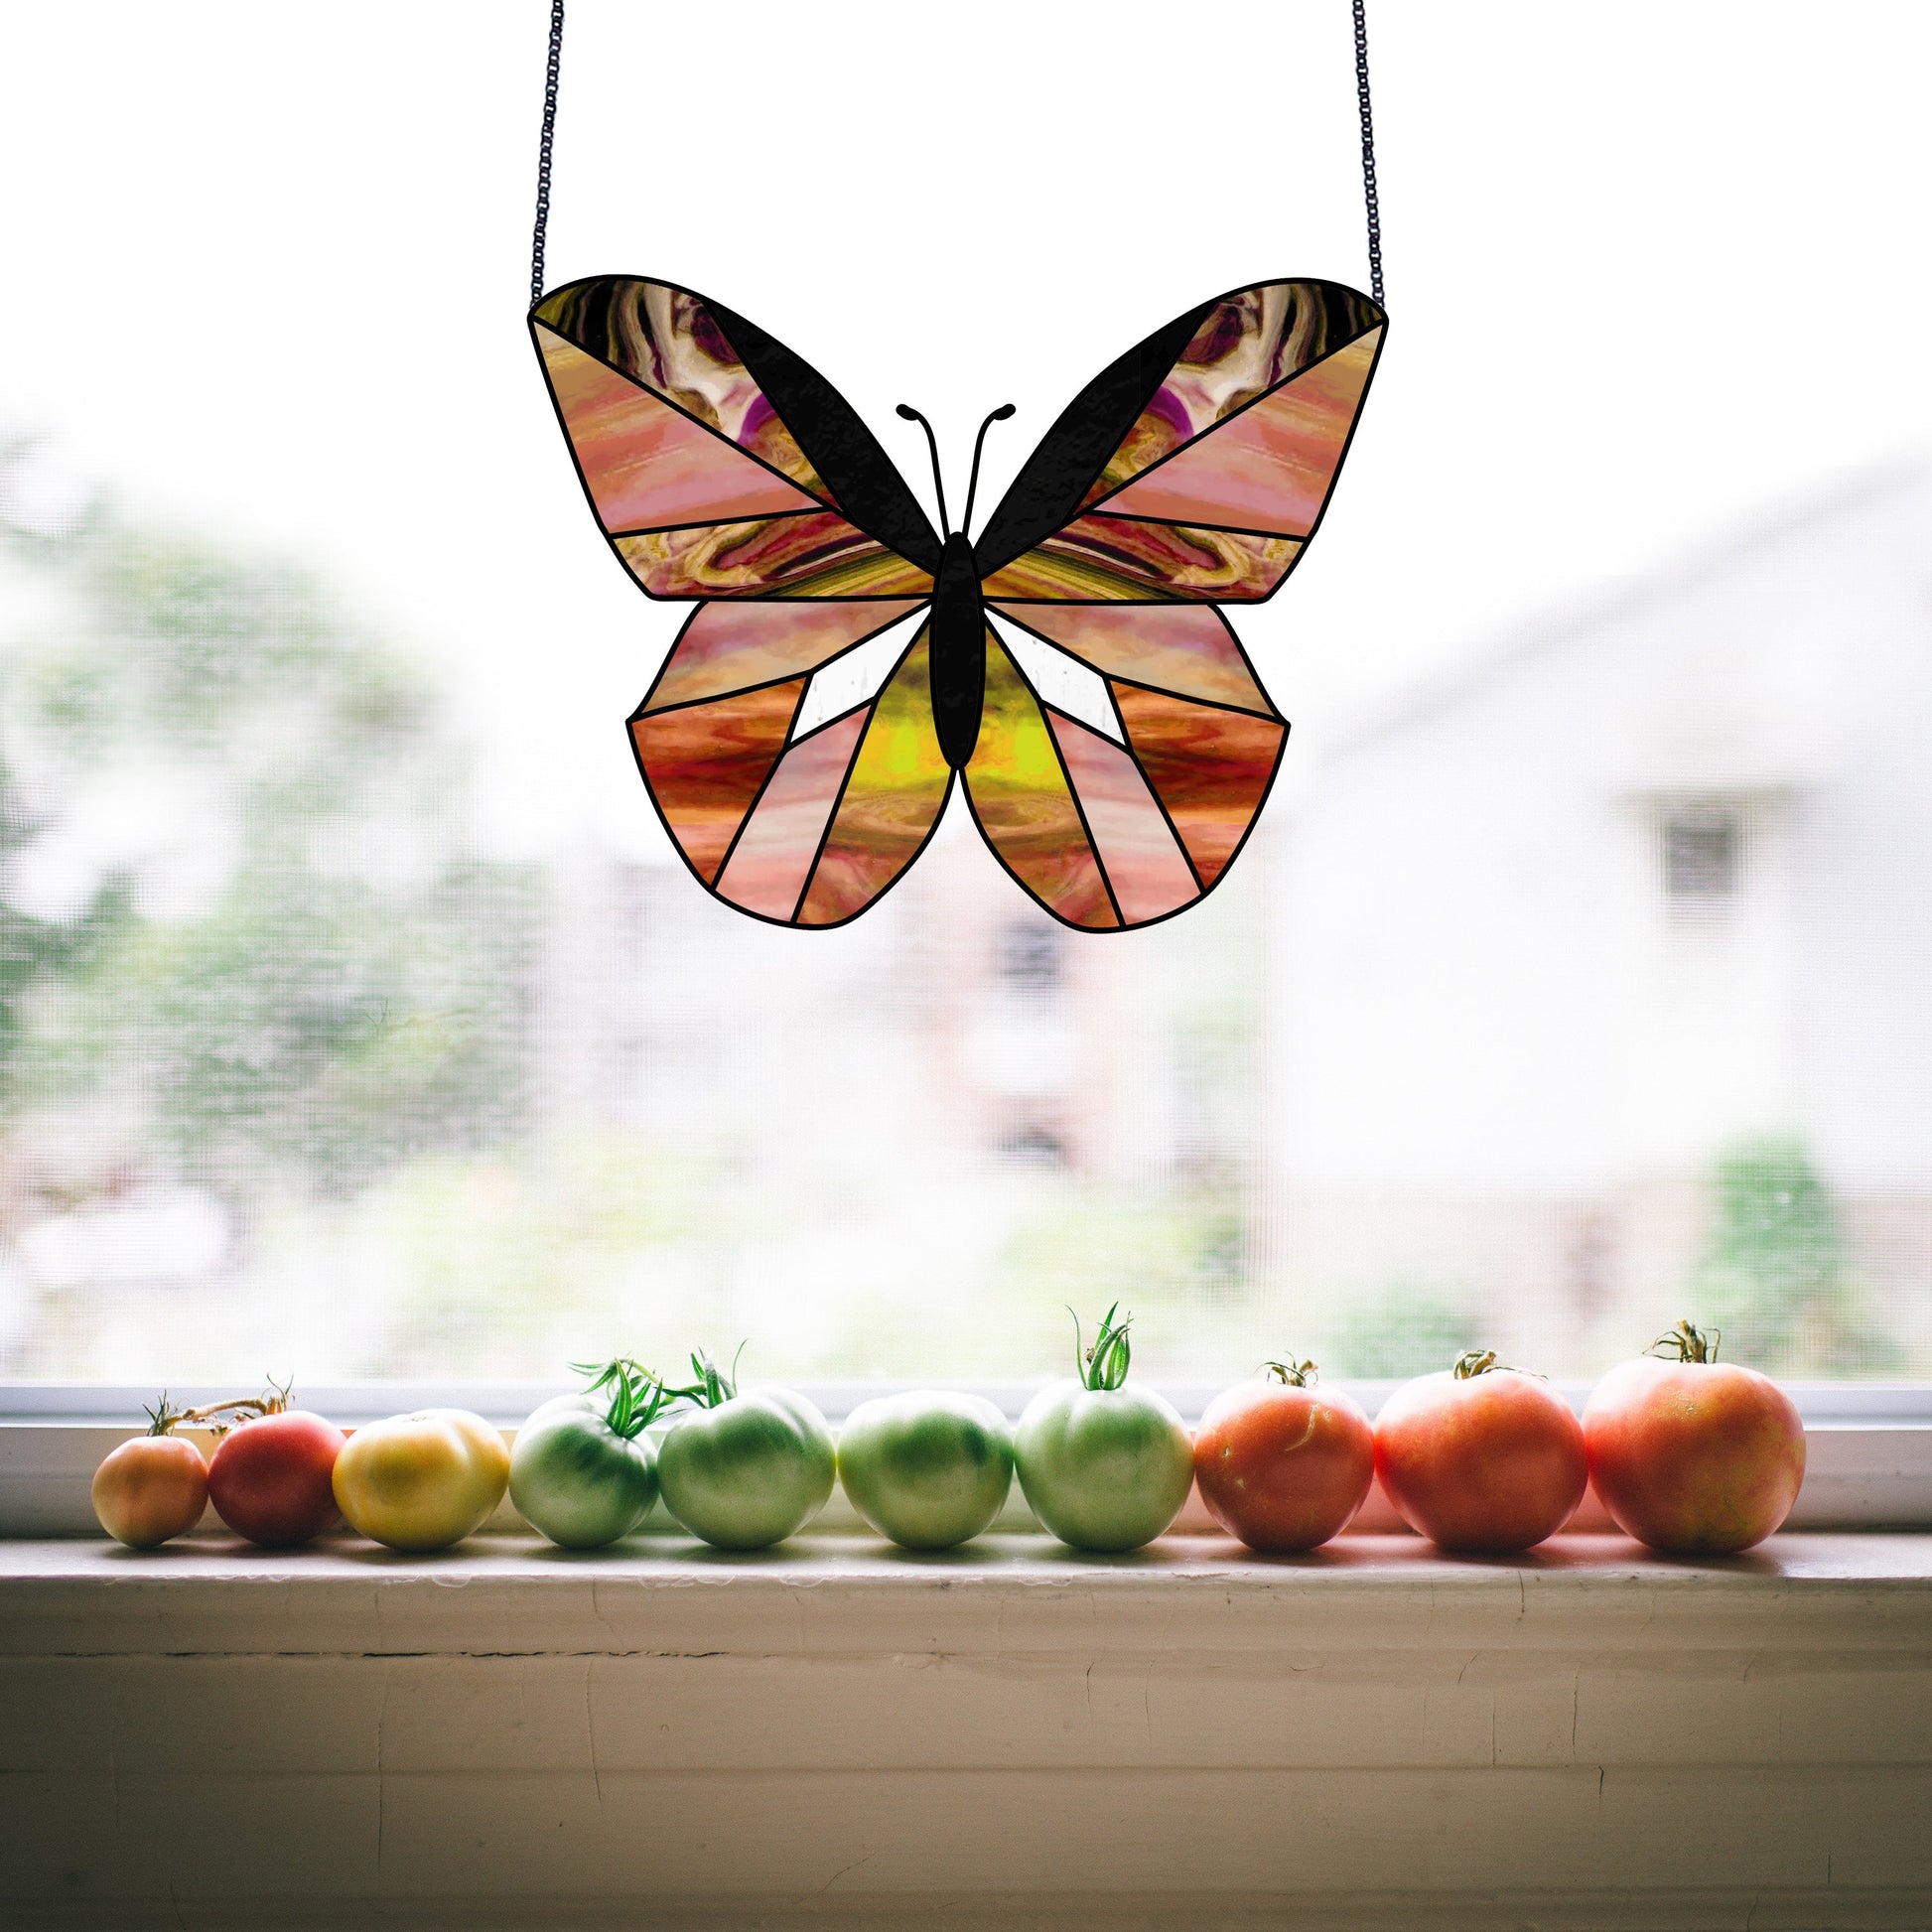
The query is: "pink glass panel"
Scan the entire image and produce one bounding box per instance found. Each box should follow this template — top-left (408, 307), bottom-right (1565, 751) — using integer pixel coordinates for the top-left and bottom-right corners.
top-left (537, 327), bottom-right (819, 532)
top-left (991, 604), bottom-right (1271, 714)
top-left (715, 709), bottom-right (868, 919)
top-left (645, 601), bottom-right (924, 714)
top-left (1047, 712), bottom-right (1200, 923)
top-left (1097, 330), bottom-right (1381, 535)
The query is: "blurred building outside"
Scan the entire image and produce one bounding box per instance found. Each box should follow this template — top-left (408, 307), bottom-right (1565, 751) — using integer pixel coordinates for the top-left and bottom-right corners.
top-left (0, 455), bottom-right (1927, 1383)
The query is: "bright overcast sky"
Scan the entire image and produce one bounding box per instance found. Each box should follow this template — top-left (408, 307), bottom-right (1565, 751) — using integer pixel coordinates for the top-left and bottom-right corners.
top-left (2, 1), bottom-right (1928, 854)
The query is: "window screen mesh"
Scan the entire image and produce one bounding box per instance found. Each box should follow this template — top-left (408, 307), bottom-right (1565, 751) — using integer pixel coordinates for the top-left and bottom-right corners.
top-left (2, 473), bottom-right (1927, 1385)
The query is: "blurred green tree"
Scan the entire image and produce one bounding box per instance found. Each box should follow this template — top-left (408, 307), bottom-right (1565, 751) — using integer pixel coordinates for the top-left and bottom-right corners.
top-left (1324, 1281), bottom-right (1480, 1379)
top-left (1692, 1135), bottom-right (1896, 1374)
top-left (0, 456), bottom-right (540, 1234)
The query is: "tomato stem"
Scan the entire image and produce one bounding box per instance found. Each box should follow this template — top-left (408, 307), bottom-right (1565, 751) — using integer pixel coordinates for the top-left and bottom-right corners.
top-left (142, 1393), bottom-right (186, 1436)
top-left (1263, 1359), bottom-right (1318, 1387)
top-left (1450, 1347), bottom-right (1546, 1381)
top-left (168, 1380), bottom-right (293, 1437)
top-left (1070, 1304), bottom-right (1134, 1391)
top-left (568, 1358), bottom-right (676, 1439)
top-left (1649, 1318), bottom-right (1721, 1364)
top-left (678, 1346), bottom-right (742, 1410)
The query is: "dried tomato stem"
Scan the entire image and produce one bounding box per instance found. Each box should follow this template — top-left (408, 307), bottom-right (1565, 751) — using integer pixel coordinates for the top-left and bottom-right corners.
top-left (1650, 1318), bottom-right (1720, 1364)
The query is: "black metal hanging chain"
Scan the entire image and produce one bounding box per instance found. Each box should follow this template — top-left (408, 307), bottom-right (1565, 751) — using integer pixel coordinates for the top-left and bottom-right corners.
top-left (528, 0), bottom-right (1383, 311)
top-left (529, 0), bottom-right (565, 309)
top-left (1352, 0), bottom-right (1385, 308)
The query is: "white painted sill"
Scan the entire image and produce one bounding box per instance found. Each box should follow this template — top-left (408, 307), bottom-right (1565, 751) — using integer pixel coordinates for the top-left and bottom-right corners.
top-left (3, 1531), bottom-right (1930, 1930)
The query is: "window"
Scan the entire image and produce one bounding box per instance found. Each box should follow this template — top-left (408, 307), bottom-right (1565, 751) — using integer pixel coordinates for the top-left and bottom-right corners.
top-left (4, 3), bottom-right (1929, 1402)
top-left (1661, 808), bottom-right (1740, 902)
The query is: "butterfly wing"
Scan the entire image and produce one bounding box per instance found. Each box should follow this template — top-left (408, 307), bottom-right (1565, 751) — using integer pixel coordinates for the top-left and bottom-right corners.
top-left (960, 279), bottom-right (1381, 929)
top-left (630, 615), bottom-right (952, 927)
top-left (963, 610), bottom-right (1287, 931)
top-left (974, 279), bottom-right (1385, 604)
top-left (533, 276), bottom-right (941, 599)
top-left (535, 278), bottom-right (952, 924)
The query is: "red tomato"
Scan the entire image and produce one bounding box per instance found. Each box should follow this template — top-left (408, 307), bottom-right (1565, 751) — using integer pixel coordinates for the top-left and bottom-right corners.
top-left (1584, 1320), bottom-right (1805, 1554)
top-left (92, 1434), bottom-right (208, 1548)
top-left (1375, 1351), bottom-right (1587, 1554)
top-left (207, 1410), bottom-right (347, 1546)
top-left (1194, 1360), bottom-right (1374, 1552)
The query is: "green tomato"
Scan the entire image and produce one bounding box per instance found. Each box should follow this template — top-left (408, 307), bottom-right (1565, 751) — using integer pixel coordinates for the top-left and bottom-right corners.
top-left (836, 1391), bottom-right (1014, 1550)
top-left (656, 1388), bottom-right (835, 1550)
top-left (1014, 1380), bottom-right (1194, 1552)
top-left (509, 1407), bottom-right (658, 1550)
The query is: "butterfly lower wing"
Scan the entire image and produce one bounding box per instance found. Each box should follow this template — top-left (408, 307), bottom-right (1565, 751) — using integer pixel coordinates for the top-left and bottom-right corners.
top-left (632, 619), bottom-right (952, 927)
top-left (975, 280), bottom-right (1384, 603)
top-left (964, 621), bottom-right (1286, 931)
top-left (533, 277), bottom-right (939, 599)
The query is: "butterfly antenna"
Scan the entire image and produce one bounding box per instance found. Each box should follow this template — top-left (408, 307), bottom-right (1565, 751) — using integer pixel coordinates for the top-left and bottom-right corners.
top-left (895, 404), bottom-right (950, 537)
top-left (962, 404), bottom-right (1017, 541)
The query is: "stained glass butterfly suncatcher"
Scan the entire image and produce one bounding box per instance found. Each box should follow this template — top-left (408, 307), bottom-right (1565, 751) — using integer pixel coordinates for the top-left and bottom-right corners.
top-left (531, 276), bottom-right (1385, 931)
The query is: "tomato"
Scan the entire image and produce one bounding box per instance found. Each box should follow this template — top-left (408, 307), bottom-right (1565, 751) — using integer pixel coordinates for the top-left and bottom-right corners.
top-left (510, 1360), bottom-right (665, 1550)
top-left (1193, 1359), bottom-right (1374, 1553)
top-left (1584, 1319), bottom-right (1805, 1554)
top-left (836, 1391), bottom-right (1013, 1550)
top-left (332, 1408), bottom-right (510, 1552)
top-left (656, 1352), bottom-right (835, 1550)
top-left (1014, 1306), bottom-right (1194, 1553)
top-left (207, 1410), bottom-right (346, 1547)
top-left (92, 1426), bottom-right (207, 1548)
top-left (1375, 1349), bottom-right (1587, 1554)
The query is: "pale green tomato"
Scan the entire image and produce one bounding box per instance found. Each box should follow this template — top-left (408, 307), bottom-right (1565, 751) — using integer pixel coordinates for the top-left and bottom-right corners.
top-left (656, 1388), bottom-right (835, 1550)
top-left (1014, 1380), bottom-right (1194, 1552)
top-left (836, 1392), bottom-right (1013, 1550)
top-left (509, 1408), bottom-right (657, 1550)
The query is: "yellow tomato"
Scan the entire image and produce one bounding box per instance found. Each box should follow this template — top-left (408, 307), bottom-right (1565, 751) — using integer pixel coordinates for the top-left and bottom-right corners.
top-left (332, 1408), bottom-right (509, 1552)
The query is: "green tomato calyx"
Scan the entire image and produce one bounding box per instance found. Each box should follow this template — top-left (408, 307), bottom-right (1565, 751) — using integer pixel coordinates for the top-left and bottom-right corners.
top-left (1071, 1304), bottom-right (1134, 1392)
top-left (676, 1342), bottom-right (748, 1411)
top-left (1649, 1318), bottom-right (1721, 1364)
top-left (1451, 1348), bottom-right (1500, 1380)
top-left (567, 1357), bottom-right (674, 1440)
top-left (1263, 1358), bottom-right (1318, 1387)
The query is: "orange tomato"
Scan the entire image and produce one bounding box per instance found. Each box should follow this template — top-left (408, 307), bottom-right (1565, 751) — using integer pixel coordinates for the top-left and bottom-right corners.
top-left (1193, 1362), bottom-right (1374, 1552)
top-left (92, 1434), bottom-right (208, 1548)
top-left (1584, 1321), bottom-right (1804, 1554)
top-left (1375, 1351), bottom-right (1587, 1554)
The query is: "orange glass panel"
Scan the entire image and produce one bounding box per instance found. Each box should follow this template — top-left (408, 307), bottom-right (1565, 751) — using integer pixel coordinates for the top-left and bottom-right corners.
top-left (630, 678), bottom-right (802, 884)
top-left (1110, 684), bottom-right (1286, 886)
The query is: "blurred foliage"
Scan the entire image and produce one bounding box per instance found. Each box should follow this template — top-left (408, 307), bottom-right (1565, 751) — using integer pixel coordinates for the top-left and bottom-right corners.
top-left (339, 1130), bottom-right (712, 1377)
top-left (1692, 1136), bottom-right (1902, 1374)
top-left (0, 455), bottom-right (541, 1238)
top-left (1322, 1280), bottom-right (1480, 1379)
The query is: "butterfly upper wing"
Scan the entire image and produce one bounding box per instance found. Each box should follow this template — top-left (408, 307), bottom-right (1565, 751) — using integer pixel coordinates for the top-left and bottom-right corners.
top-left (961, 279), bottom-right (1383, 929)
top-left (533, 276), bottom-right (941, 598)
top-left (535, 277), bottom-right (954, 925)
top-left (974, 279), bottom-right (1385, 603)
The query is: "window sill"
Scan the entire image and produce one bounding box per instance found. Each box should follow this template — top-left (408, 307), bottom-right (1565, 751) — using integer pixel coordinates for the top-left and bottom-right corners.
top-left (4, 1530), bottom-right (1930, 1929)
